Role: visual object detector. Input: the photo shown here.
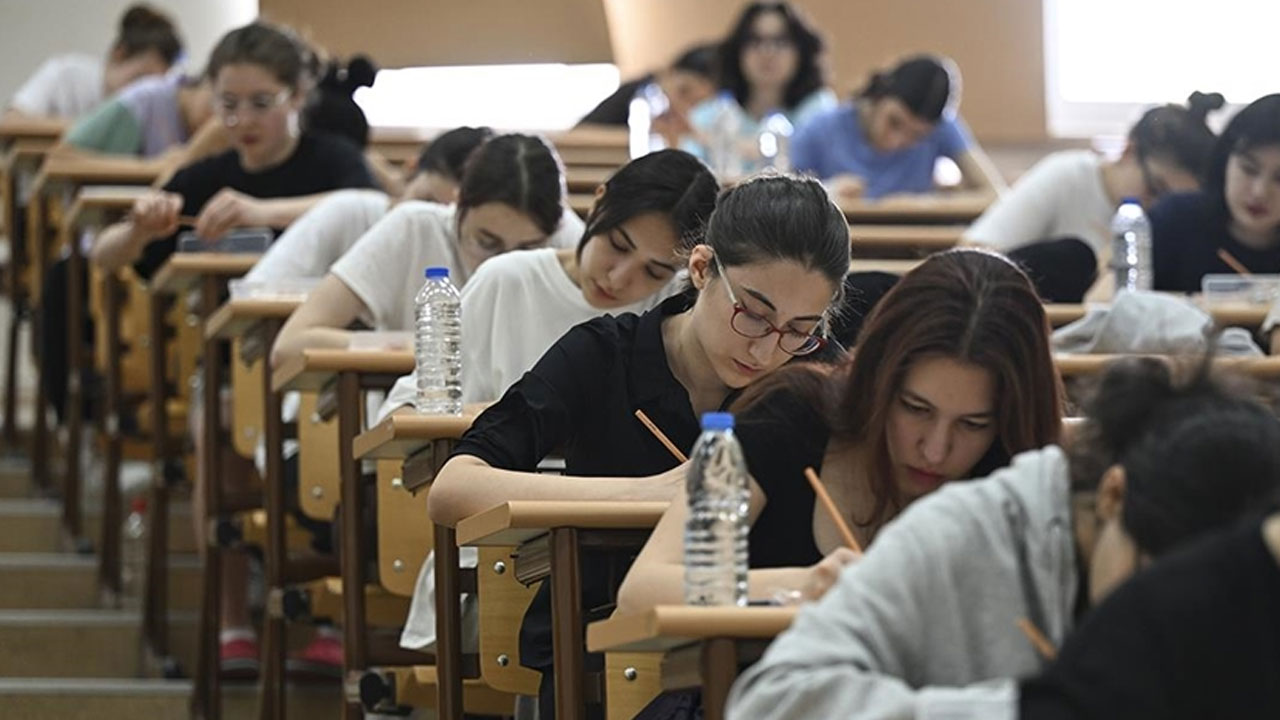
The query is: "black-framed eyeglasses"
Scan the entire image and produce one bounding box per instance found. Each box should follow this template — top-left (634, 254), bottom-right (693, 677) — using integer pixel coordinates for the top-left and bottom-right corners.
top-left (713, 253), bottom-right (827, 356)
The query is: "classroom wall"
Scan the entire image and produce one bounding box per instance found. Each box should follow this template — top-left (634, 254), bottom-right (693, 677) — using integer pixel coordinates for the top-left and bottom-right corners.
top-left (0, 0), bottom-right (258, 107)
top-left (602, 0), bottom-right (1048, 143)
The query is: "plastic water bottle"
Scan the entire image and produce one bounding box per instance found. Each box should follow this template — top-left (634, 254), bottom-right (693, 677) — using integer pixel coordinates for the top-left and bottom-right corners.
top-left (1110, 198), bottom-right (1153, 293)
top-left (628, 81), bottom-right (669, 158)
top-left (414, 267), bottom-right (463, 415)
top-left (707, 92), bottom-right (745, 178)
top-left (684, 412), bottom-right (749, 606)
top-left (121, 496), bottom-right (147, 602)
top-left (758, 110), bottom-right (794, 171)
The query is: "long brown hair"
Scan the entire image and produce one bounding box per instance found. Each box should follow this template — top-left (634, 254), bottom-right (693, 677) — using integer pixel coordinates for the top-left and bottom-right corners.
top-left (735, 248), bottom-right (1064, 531)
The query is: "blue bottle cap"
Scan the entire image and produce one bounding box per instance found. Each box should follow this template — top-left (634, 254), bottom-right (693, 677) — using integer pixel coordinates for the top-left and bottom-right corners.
top-left (1120, 197), bottom-right (1141, 206)
top-left (425, 267), bottom-right (450, 279)
top-left (701, 412), bottom-right (734, 431)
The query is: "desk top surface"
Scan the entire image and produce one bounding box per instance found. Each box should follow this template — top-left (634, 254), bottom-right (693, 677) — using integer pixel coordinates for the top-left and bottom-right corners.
top-left (205, 297), bottom-right (303, 340)
top-left (457, 499), bottom-right (669, 547)
top-left (272, 347), bottom-right (415, 393)
top-left (150, 253), bottom-right (260, 294)
top-left (586, 605), bottom-right (799, 653)
top-left (353, 408), bottom-right (487, 460)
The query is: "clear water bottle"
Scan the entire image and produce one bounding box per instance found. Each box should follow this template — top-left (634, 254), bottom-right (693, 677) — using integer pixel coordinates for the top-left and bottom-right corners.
top-left (758, 110), bottom-right (793, 171)
top-left (414, 267), bottom-right (463, 415)
top-left (1110, 198), bottom-right (1153, 293)
top-left (121, 496), bottom-right (147, 602)
top-left (684, 412), bottom-right (749, 606)
top-left (707, 91), bottom-right (744, 178)
top-left (628, 81), bottom-right (669, 158)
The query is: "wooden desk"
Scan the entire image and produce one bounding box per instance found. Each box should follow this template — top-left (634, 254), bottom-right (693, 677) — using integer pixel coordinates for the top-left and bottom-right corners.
top-left (566, 165), bottom-right (612, 193)
top-left (0, 115), bottom-right (67, 146)
top-left (848, 224), bottom-right (963, 254)
top-left (1043, 301), bottom-right (1271, 329)
top-left (848, 258), bottom-right (920, 275)
top-left (142, 251), bottom-right (259, 705)
top-left (587, 606), bottom-right (798, 720)
top-left (55, 187), bottom-right (152, 559)
top-left (204, 297), bottom-right (302, 343)
top-left (456, 500), bottom-right (668, 720)
top-left (836, 194), bottom-right (989, 224)
top-left (273, 347), bottom-right (415, 718)
top-left (1054, 354), bottom-right (1280, 379)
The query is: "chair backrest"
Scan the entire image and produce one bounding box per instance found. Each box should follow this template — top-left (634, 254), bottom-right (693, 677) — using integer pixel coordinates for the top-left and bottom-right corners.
top-left (297, 391), bottom-right (342, 520)
top-left (375, 458), bottom-right (434, 596)
top-left (230, 344), bottom-right (264, 459)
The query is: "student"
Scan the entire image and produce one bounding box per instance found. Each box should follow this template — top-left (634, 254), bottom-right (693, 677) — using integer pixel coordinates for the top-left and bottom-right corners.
top-left (684, 2), bottom-right (836, 173)
top-left (90, 21), bottom-right (379, 279)
top-left (578, 44), bottom-right (717, 146)
top-left (965, 92), bottom-right (1222, 302)
top-left (791, 55), bottom-right (1003, 201)
top-left (427, 174), bottom-right (851, 716)
top-left (245, 126), bottom-right (494, 283)
top-left (1020, 509), bottom-right (1280, 719)
top-left (618, 249), bottom-right (1063, 613)
top-left (726, 356), bottom-right (1280, 720)
top-left (6, 4), bottom-right (182, 120)
top-left (379, 148), bottom-right (719, 412)
top-left (1151, 95), bottom-right (1280, 293)
top-left (63, 73), bottom-right (214, 158)
top-left (270, 132), bottom-right (583, 367)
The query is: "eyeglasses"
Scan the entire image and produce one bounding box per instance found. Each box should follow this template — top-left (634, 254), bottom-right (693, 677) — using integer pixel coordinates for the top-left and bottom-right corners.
top-left (744, 33), bottom-right (795, 52)
top-left (216, 89), bottom-right (292, 127)
top-left (713, 253), bottom-right (827, 356)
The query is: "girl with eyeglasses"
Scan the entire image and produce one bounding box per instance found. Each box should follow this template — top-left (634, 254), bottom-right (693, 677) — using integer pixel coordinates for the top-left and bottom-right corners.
top-left (427, 174), bottom-right (851, 716)
top-left (965, 92), bottom-right (1222, 302)
top-left (269, 133), bottom-right (584, 368)
top-left (682, 2), bottom-right (837, 173)
top-left (619, 249), bottom-right (1063, 616)
top-left (91, 21), bottom-right (378, 278)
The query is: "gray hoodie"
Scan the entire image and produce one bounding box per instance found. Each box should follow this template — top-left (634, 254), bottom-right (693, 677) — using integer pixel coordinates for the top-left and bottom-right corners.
top-left (727, 446), bottom-right (1077, 720)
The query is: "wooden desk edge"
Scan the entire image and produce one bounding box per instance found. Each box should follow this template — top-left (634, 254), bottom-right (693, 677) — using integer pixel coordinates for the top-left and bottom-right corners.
top-left (352, 412), bottom-right (478, 460)
top-left (204, 298), bottom-right (301, 340)
top-left (586, 606), bottom-right (799, 653)
top-left (457, 500), bottom-right (669, 546)
top-left (150, 253), bottom-right (260, 295)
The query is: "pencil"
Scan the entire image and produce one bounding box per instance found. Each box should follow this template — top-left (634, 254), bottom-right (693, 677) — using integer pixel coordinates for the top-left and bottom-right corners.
top-left (1217, 248), bottom-right (1253, 277)
top-left (1016, 617), bottom-right (1057, 661)
top-left (634, 409), bottom-right (688, 463)
top-left (803, 467), bottom-right (863, 555)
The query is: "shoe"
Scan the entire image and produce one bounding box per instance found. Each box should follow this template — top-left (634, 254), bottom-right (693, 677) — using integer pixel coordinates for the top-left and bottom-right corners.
top-left (286, 632), bottom-right (343, 683)
top-left (220, 636), bottom-right (261, 681)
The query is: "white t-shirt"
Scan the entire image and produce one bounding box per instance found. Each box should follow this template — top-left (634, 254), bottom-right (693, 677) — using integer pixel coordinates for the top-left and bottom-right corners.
top-left (246, 189), bottom-right (391, 282)
top-left (964, 150), bottom-right (1114, 256)
top-left (376, 247), bottom-right (675, 418)
top-left (330, 201), bottom-right (584, 332)
top-left (10, 54), bottom-right (104, 118)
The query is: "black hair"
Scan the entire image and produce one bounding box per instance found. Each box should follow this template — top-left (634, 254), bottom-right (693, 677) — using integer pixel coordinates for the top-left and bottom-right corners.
top-left (305, 55), bottom-right (377, 148)
top-left (704, 174), bottom-right (849, 296)
top-left (718, 2), bottom-right (827, 111)
top-left (206, 22), bottom-right (317, 90)
top-left (1204, 94), bottom-right (1280, 223)
top-left (1068, 356), bottom-right (1280, 556)
top-left (576, 149), bottom-right (719, 257)
top-left (671, 43), bottom-right (717, 80)
top-left (115, 4), bottom-right (183, 66)
top-left (417, 127), bottom-right (496, 182)
top-left (859, 55), bottom-right (957, 124)
top-left (456, 134), bottom-right (566, 236)
top-left (1129, 91), bottom-right (1224, 180)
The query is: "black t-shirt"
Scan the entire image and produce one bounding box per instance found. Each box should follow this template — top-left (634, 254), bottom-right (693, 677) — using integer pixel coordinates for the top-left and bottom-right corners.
top-left (1020, 516), bottom-right (1280, 719)
top-left (577, 76), bottom-right (652, 127)
top-left (733, 380), bottom-right (831, 569)
top-left (454, 293), bottom-right (712, 671)
top-left (1151, 191), bottom-right (1280, 293)
top-left (134, 132), bottom-right (378, 279)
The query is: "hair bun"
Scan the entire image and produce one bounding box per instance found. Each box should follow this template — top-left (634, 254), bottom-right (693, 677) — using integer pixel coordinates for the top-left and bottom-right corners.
top-left (1085, 356), bottom-right (1174, 454)
top-left (344, 55), bottom-right (377, 91)
top-left (120, 4), bottom-right (169, 31)
top-left (1187, 91), bottom-right (1226, 120)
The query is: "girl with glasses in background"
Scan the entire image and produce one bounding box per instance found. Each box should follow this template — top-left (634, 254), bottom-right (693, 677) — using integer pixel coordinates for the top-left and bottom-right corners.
top-left (426, 174), bottom-right (851, 717)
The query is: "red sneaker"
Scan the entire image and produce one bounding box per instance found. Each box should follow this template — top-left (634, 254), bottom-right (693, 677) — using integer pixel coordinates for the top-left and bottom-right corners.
top-left (220, 636), bottom-right (261, 681)
top-left (286, 632), bottom-right (343, 683)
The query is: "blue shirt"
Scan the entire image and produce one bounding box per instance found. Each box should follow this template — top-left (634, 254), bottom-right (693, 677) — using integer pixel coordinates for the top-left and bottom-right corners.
top-left (790, 101), bottom-right (973, 199)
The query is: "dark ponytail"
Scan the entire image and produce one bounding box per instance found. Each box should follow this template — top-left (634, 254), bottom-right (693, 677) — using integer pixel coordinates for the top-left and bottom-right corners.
top-left (578, 149), bottom-right (719, 257)
top-left (306, 54), bottom-right (378, 148)
top-left (456, 134), bottom-right (566, 236)
top-left (1129, 90), bottom-right (1225, 180)
top-left (1069, 355), bottom-right (1280, 556)
top-left (115, 4), bottom-right (182, 66)
top-left (859, 55), bottom-right (958, 124)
